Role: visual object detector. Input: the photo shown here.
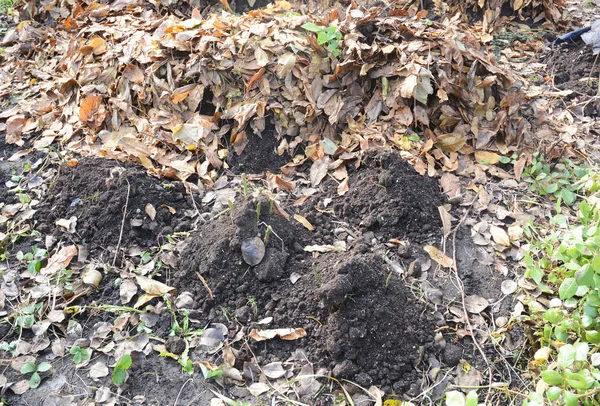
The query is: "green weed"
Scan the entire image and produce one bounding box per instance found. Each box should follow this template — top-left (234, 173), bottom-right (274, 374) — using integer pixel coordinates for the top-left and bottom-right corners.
top-left (301, 22), bottom-right (343, 57)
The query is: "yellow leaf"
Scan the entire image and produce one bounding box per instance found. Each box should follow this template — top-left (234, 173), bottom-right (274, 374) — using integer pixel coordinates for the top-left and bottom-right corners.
top-left (424, 245), bottom-right (455, 269)
top-left (534, 347), bottom-right (552, 364)
top-left (135, 275), bottom-right (175, 296)
top-left (294, 214), bottom-right (314, 231)
top-left (437, 133), bottom-right (467, 153)
top-left (490, 225), bottom-right (510, 247)
top-left (474, 151), bottom-right (501, 165)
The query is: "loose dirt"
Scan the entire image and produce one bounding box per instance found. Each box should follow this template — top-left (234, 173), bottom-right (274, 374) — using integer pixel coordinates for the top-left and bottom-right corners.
top-left (545, 40), bottom-right (600, 116)
top-left (35, 158), bottom-right (195, 250)
top-left (2, 146), bottom-right (497, 404)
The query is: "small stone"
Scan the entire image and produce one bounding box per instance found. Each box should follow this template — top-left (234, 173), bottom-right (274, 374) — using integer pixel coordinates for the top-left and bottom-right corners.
top-left (166, 336), bottom-right (186, 355)
top-left (354, 372), bottom-right (373, 387)
top-left (332, 360), bottom-right (358, 378)
top-left (443, 343), bottom-right (462, 367)
top-left (241, 237), bottom-right (265, 266)
top-left (235, 306), bottom-right (253, 323)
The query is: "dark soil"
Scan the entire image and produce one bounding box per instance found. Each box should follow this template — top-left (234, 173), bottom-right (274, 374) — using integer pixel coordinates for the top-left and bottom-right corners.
top-left (34, 158), bottom-right (194, 250)
top-left (173, 151), bottom-right (445, 396)
top-left (545, 40), bottom-right (600, 116)
top-left (323, 151), bottom-right (443, 243)
top-left (226, 126), bottom-right (290, 174)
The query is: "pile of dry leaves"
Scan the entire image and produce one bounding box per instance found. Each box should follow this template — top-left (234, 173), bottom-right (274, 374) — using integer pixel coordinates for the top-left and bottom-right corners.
top-left (1, 0), bottom-right (537, 186)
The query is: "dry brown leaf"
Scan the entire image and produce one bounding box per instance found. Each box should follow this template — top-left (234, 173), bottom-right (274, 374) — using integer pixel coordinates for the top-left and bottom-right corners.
top-left (310, 157), bottom-right (329, 187)
top-left (437, 133), bottom-right (467, 153)
top-left (248, 328), bottom-right (306, 342)
top-left (294, 214), bottom-right (314, 231)
top-left (490, 225), bottom-right (510, 247)
top-left (145, 203), bottom-right (156, 221)
top-left (79, 95), bottom-right (103, 123)
top-left (41, 245), bottom-right (78, 275)
top-left (135, 275), bottom-right (175, 296)
top-left (423, 245), bottom-right (455, 269)
top-left (474, 151), bottom-right (501, 165)
top-left (123, 63), bottom-right (145, 84)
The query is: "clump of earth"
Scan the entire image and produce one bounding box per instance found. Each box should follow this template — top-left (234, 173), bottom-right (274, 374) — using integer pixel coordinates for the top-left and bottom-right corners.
top-left (173, 150), bottom-right (446, 394)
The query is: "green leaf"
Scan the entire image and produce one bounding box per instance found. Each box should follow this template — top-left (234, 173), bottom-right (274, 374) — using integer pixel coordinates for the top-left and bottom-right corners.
top-left (576, 264), bottom-right (594, 287)
top-left (559, 278), bottom-right (578, 300)
top-left (36, 362), bottom-right (52, 373)
top-left (573, 342), bottom-right (589, 361)
top-left (112, 367), bottom-right (127, 386)
top-left (301, 22), bottom-right (322, 32)
top-left (557, 344), bottom-right (576, 368)
top-left (20, 362), bottom-right (36, 374)
top-left (115, 354), bottom-right (132, 370)
top-left (546, 386), bottom-right (561, 401)
top-left (29, 372), bottom-right (41, 389)
top-left (317, 31), bottom-right (328, 45)
top-left (465, 390), bottom-right (478, 406)
top-left (541, 370), bottom-right (563, 385)
top-left (563, 390), bottom-right (578, 406)
top-left (561, 189), bottom-right (577, 206)
top-left (499, 156), bottom-right (511, 164)
top-left (546, 183), bottom-right (559, 193)
top-left (445, 390), bottom-right (465, 406)
top-left (565, 372), bottom-right (588, 390)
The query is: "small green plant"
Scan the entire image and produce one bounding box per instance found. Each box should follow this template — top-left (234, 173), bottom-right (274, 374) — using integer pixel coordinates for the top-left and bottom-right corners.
top-left (70, 345), bottom-right (91, 365)
top-left (0, 0), bottom-right (17, 13)
top-left (301, 22), bottom-right (343, 57)
top-left (312, 263), bottom-right (322, 285)
top-left (246, 296), bottom-right (258, 317)
top-left (445, 390), bottom-right (478, 406)
top-left (522, 169), bottom-right (600, 405)
top-left (20, 361), bottom-right (52, 389)
top-left (264, 225), bottom-right (272, 246)
top-left (112, 354), bottom-right (132, 386)
top-left (520, 153), bottom-right (595, 206)
top-left (16, 246), bottom-right (47, 274)
top-left (14, 303), bottom-right (41, 330)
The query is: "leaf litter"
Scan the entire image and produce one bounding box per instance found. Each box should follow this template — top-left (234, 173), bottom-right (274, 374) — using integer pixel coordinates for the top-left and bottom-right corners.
top-left (0, 0), bottom-right (580, 404)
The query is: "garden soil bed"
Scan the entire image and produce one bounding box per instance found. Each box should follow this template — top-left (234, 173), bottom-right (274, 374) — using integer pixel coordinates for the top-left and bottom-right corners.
top-left (544, 40), bottom-right (600, 116)
top-left (1, 145), bottom-right (511, 404)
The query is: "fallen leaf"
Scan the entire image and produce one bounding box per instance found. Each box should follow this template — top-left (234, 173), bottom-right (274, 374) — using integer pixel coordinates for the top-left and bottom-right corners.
top-left (501, 280), bottom-right (518, 295)
top-left (41, 246), bottom-right (78, 275)
top-left (79, 95), bottom-right (103, 123)
top-left (490, 225), bottom-right (510, 247)
top-left (263, 362), bottom-right (286, 379)
top-left (294, 214), bottom-right (314, 231)
top-left (423, 245), bottom-right (454, 269)
top-left (249, 328), bottom-right (307, 342)
top-left (310, 157), bottom-right (329, 187)
top-left (145, 203), bottom-right (156, 221)
top-left (464, 295), bottom-right (489, 313)
top-left (474, 151), bottom-right (501, 164)
top-left (437, 133), bottom-right (467, 152)
top-left (135, 275), bottom-right (175, 296)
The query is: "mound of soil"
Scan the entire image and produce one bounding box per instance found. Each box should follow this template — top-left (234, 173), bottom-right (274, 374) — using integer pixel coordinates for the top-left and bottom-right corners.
top-left (545, 41), bottom-right (600, 116)
top-left (35, 158), bottom-right (194, 249)
top-left (328, 151), bottom-right (443, 242)
top-left (173, 151), bottom-right (445, 395)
